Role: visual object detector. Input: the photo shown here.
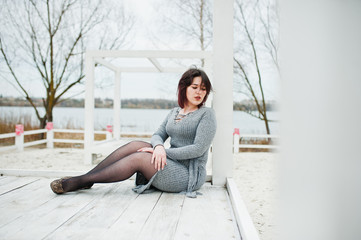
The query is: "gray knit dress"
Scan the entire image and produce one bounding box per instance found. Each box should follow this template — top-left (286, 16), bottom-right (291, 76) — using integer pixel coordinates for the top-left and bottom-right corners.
top-left (132, 106), bottom-right (217, 198)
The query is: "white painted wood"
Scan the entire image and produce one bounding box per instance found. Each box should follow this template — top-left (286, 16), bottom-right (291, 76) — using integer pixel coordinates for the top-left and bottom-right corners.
top-left (148, 58), bottom-right (163, 72)
top-left (102, 191), bottom-right (162, 239)
top-left (87, 50), bottom-right (212, 59)
top-left (114, 70), bottom-right (121, 140)
top-left (2, 183), bottom-right (114, 240)
top-left (106, 131), bottom-right (112, 140)
top-left (0, 145), bottom-right (17, 152)
top-left (23, 139), bottom-right (47, 147)
top-left (94, 130), bottom-right (107, 134)
top-left (0, 176), bottom-right (39, 196)
top-left (0, 178), bottom-right (52, 227)
top-left (115, 67), bottom-right (186, 73)
top-left (137, 192), bottom-right (185, 240)
top-left (93, 139), bottom-right (114, 145)
top-left (47, 128), bottom-right (54, 148)
top-left (0, 132), bottom-right (16, 139)
top-left (53, 129), bottom-right (84, 133)
top-left (280, 2), bottom-right (361, 240)
top-left (212, 0), bottom-right (234, 186)
top-left (44, 181), bottom-right (138, 240)
top-left (174, 184), bottom-right (240, 240)
top-left (227, 178), bottom-right (260, 240)
top-left (94, 58), bottom-right (118, 72)
top-left (204, 55), bottom-right (214, 174)
top-left (234, 133), bottom-right (240, 153)
top-left (23, 129), bottom-right (47, 135)
top-left (52, 139), bottom-right (84, 144)
top-left (84, 53), bottom-right (95, 165)
top-left (0, 169), bottom-right (89, 178)
top-left (0, 177), bottom-right (242, 239)
top-left (240, 134), bottom-right (279, 139)
top-left (203, 56), bottom-right (213, 108)
top-left (15, 133), bottom-right (24, 151)
top-left (239, 144), bottom-right (278, 149)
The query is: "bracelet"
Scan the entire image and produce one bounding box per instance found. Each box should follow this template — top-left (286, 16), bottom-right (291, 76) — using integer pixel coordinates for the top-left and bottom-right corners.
top-left (153, 144), bottom-right (164, 150)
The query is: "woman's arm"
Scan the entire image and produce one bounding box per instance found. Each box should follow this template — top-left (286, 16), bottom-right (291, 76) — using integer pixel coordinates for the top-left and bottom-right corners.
top-left (150, 108), bottom-right (173, 148)
top-left (165, 108), bottom-right (217, 160)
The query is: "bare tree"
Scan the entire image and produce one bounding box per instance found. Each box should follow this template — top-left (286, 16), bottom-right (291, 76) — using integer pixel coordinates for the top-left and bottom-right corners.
top-left (0, 0), bottom-right (133, 129)
top-left (154, 0), bottom-right (212, 67)
top-left (234, 0), bottom-right (279, 135)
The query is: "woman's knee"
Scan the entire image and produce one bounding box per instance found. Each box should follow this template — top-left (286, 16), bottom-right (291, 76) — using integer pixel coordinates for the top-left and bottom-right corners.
top-left (128, 140), bottom-right (152, 148)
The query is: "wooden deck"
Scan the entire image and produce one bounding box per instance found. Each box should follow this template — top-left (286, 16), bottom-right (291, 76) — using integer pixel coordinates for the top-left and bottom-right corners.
top-left (0, 176), bottom-right (240, 240)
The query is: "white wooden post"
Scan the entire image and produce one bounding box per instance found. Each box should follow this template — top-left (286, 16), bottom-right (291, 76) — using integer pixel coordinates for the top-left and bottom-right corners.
top-left (84, 53), bottom-right (95, 164)
top-left (15, 124), bottom-right (24, 151)
top-left (280, 1), bottom-right (361, 240)
top-left (113, 70), bottom-right (121, 140)
top-left (46, 122), bottom-right (54, 149)
top-left (204, 56), bottom-right (213, 108)
top-left (212, 0), bottom-right (234, 186)
top-left (233, 128), bottom-right (240, 153)
top-left (106, 125), bottom-right (113, 140)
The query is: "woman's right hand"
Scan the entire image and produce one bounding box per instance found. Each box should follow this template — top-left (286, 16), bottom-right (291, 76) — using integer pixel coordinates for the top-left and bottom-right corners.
top-left (152, 145), bottom-right (167, 171)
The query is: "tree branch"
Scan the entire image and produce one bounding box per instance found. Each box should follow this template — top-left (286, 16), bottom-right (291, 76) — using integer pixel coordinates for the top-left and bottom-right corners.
top-left (0, 38), bottom-right (44, 121)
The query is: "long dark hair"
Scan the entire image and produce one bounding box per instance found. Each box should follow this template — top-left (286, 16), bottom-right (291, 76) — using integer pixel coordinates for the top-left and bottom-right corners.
top-left (177, 68), bottom-right (212, 108)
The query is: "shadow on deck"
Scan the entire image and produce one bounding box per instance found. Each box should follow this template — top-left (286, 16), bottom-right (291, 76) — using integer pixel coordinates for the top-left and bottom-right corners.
top-left (0, 176), bottom-right (240, 240)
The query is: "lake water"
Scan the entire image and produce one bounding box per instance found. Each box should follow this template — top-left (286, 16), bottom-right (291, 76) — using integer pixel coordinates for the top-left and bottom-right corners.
top-left (0, 106), bottom-right (279, 134)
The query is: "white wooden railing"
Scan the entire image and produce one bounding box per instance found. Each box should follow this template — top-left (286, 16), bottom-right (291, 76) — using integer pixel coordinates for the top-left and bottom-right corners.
top-left (0, 123), bottom-right (112, 152)
top-left (1, 124), bottom-right (278, 153)
top-left (0, 123), bottom-right (155, 152)
top-left (233, 128), bottom-right (279, 153)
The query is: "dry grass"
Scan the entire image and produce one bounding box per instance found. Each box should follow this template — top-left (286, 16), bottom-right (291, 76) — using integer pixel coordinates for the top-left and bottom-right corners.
top-left (0, 113), bottom-right (41, 146)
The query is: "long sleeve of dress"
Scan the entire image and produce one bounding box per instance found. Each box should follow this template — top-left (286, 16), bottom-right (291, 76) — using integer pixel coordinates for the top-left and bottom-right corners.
top-left (150, 109), bottom-right (173, 148)
top-left (165, 108), bottom-right (216, 160)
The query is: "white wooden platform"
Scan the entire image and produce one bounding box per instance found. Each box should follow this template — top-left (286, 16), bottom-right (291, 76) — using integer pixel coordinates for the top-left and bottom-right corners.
top-left (0, 176), bottom-right (241, 240)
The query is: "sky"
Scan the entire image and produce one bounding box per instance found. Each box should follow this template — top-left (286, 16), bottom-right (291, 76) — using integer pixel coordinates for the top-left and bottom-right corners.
top-left (0, 0), bottom-right (279, 102)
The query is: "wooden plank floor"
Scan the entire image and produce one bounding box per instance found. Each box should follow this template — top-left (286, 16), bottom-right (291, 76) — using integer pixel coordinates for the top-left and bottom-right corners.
top-left (0, 176), bottom-right (240, 240)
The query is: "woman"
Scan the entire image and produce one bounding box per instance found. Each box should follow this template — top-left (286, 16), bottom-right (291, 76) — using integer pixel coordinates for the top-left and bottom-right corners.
top-left (50, 68), bottom-right (217, 198)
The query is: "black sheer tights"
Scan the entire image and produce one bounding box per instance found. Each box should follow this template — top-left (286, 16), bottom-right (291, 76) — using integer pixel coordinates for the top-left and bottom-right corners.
top-left (62, 141), bottom-right (157, 192)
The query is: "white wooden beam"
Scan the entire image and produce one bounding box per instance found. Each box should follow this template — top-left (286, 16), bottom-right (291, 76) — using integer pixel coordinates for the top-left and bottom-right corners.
top-left (87, 50), bottom-right (212, 59)
top-left (0, 169), bottom-right (88, 178)
top-left (84, 53), bottom-right (95, 165)
top-left (148, 58), bottom-right (163, 72)
top-left (94, 58), bottom-right (118, 72)
top-left (113, 71), bottom-right (121, 140)
top-left (227, 178), bottom-right (260, 240)
top-left (117, 67), bottom-right (186, 73)
top-left (280, 1), bottom-right (361, 240)
top-left (212, 0), bottom-right (234, 186)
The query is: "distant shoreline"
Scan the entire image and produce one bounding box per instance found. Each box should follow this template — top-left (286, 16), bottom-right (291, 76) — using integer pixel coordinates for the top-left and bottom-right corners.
top-left (0, 96), bottom-right (277, 111)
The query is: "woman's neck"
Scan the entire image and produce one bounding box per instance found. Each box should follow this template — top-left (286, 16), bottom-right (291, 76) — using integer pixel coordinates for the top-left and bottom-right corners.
top-left (181, 104), bottom-right (198, 114)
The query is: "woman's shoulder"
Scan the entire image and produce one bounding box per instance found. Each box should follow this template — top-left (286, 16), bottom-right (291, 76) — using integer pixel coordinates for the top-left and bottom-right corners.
top-left (197, 107), bottom-right (216, 122)
top-left (199, 106), bottom-right (215, 115)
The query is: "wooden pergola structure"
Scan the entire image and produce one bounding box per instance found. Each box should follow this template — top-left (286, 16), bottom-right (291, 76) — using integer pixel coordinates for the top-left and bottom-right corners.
top-left (83, 1), bottom-right (234, 187)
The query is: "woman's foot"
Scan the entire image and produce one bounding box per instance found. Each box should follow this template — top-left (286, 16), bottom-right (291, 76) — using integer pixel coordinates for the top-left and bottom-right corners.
top-left (50, 177), bottom-right (94, 194)
top-left (83, 183), bottom-right (94, 189)
top-left (50, 177), bottom-right (69, 194)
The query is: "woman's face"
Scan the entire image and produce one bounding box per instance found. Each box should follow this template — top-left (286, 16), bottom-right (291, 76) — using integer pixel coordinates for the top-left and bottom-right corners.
top-left (185, 76), bottom-right (207, 108)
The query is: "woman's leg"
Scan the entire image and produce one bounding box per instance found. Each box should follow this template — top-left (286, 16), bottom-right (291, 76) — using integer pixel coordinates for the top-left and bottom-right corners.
top-left (86, 140), bottom-right (152, 175)
top-left (61, 152), bottom-right (157, 193)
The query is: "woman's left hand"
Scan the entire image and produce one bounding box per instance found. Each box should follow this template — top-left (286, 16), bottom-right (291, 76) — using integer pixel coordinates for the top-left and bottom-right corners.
top-left (137, 146), bottom-right (167, 171)
top-left (137, 147), bottom-right (154, 154)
